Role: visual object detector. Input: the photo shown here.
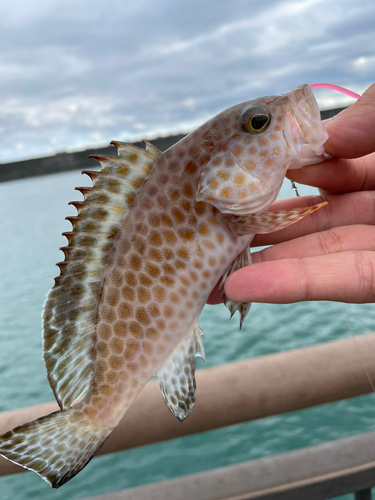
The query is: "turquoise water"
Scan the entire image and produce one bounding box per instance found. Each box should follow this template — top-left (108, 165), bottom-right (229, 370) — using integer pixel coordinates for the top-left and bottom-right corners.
top-left (0, 171), bottom-right (374, 500)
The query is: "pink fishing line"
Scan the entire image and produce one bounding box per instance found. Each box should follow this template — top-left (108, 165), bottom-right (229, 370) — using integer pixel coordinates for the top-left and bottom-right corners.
top-left (310, 83), bottom-right (360, 100)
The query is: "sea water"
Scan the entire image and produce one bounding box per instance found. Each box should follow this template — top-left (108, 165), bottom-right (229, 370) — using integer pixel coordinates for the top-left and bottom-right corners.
top-left (0, 170), bottom-right (374, 500)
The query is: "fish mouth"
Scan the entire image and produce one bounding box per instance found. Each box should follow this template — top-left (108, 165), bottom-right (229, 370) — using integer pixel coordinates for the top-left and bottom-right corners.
top-left (284, 84), bottom-right (330, 169)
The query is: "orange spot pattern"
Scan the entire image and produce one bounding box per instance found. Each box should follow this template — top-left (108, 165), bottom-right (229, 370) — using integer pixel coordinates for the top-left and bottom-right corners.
top-left (67, 88), bottom-right (301, 438)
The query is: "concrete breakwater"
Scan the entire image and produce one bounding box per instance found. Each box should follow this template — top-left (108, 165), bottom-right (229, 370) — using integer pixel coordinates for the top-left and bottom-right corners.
top-left (0, 108), bottom-right (344, 183)
top-left (0, 134), bottom-right (186, 183)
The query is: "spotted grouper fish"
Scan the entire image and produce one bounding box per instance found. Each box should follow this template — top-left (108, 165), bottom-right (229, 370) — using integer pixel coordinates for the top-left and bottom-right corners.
top-left (0, 84), bottom-right (329, 487)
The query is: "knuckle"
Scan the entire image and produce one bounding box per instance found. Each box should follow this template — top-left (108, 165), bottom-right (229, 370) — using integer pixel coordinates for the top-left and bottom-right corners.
top-left (358, 157), bottom-right (369, 191)
top-left (311, 195), bottom-right (332, 232)
top-left (369, 191), bottom-right (375, 225)
top-left (350, 190), bottom-right (375, 225)
top-left (354, 251), bottom-right (375, 302)
top-left (316, 228), bottom-right (344, 256)
top-left (297, 258), bottom-right (312, 301)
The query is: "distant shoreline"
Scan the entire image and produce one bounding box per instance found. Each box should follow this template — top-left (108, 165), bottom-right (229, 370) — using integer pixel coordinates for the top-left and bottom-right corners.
top-left (0, 108), bottom-right (344, 183)
top-left (0, 134), bottom-right (186, 183)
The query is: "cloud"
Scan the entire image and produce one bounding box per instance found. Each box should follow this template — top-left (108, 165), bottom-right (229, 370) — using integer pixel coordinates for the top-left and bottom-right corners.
top-left (0, 0), bottom-right (374, 162)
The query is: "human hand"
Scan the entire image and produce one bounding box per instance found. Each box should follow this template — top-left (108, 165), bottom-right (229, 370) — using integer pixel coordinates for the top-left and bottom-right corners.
top-left (210, 83), bottom-right (375, 305)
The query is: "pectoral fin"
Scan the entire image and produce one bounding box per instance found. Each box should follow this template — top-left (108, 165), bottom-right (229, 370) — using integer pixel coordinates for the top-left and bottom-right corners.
top-left (157, 325), bottom-right (205, 422)
top-left (223, 202), bottom-right (328, 236)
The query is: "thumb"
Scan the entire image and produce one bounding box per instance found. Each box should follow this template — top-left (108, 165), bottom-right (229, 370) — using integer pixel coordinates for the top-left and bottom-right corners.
top-left (323, 83), bottom-right (375, 159)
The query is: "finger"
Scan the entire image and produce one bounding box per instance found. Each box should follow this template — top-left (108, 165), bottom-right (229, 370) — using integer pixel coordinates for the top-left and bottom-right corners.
top-left (287, 153), bottom-right (375, 194)
top-left (207, 224), bottom-right (375, 305)
top-left (252, 192), bottom-right (375, 247)
top-left (209, 224), bottom-right (375, 304)
top-left (252, 225), bottom-right (375, 263)
top-left (224, 251), bottom-right (375, 304)
top-left (323, 83), bottom-right (375, 159)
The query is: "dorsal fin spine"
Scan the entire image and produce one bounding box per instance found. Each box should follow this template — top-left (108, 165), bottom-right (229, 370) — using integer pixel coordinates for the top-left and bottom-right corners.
top-left (83, 171), bottom-right (145, 188)
top-left (86, 155), bottom-right (109, 163)
top-left (66, 215), bottom-right (120, 226)
top-left (143, 140), bottom-right (161, 155)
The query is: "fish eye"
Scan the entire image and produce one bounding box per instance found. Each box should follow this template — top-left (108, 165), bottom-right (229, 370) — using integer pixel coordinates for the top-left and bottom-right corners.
top-left (239, 105), bottom-right (271, 134)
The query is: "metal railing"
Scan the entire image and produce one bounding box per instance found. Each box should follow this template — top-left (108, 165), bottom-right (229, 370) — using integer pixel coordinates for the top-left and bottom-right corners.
top-left (1, 331), bottom-right (375, 499)
top-left (83, 431), bottom-right (375, 500)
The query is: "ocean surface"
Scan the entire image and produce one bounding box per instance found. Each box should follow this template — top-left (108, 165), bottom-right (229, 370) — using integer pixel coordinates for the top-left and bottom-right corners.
top-left (0, 170), bottom-right (374, 500)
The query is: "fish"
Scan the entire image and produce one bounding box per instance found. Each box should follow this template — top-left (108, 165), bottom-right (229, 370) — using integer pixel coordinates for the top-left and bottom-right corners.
top-left (0, 83), bottom-right (329, 487)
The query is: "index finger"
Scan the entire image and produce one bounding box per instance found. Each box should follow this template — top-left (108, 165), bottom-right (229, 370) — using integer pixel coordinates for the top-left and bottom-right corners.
top-left (287, 152), bottom-right (375, 194)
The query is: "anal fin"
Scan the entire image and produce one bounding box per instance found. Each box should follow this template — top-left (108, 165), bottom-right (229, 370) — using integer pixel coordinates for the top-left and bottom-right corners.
top-left (157, 325), bottom-right (205, 422)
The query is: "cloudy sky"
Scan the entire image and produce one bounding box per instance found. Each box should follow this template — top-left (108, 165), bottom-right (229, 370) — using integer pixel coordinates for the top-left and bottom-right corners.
top-left (1, 0), bottom-right (374, 163)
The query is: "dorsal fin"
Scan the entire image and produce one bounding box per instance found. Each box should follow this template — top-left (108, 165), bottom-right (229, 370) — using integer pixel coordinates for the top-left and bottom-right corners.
top-left (43, 141), bottom-right (161, 410)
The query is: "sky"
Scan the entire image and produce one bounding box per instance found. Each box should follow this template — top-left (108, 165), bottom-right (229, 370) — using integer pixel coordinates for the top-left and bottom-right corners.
top-left (0, 0), bottom-right (374, 163)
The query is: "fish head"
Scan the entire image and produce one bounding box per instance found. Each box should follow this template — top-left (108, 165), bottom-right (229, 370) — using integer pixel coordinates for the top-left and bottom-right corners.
top-left (196, 84), bottom-right (329, 215)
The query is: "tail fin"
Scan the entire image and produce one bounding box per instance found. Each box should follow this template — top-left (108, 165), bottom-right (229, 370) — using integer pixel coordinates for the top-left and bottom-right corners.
top-left (0, 406), bottom-right (111, 488)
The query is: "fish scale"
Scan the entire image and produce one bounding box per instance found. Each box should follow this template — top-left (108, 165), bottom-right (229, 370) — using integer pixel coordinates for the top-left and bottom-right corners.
top-left (0, 83), bottom-right (330, 487)
top-left (87, 141), bottom-right (247, 427)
